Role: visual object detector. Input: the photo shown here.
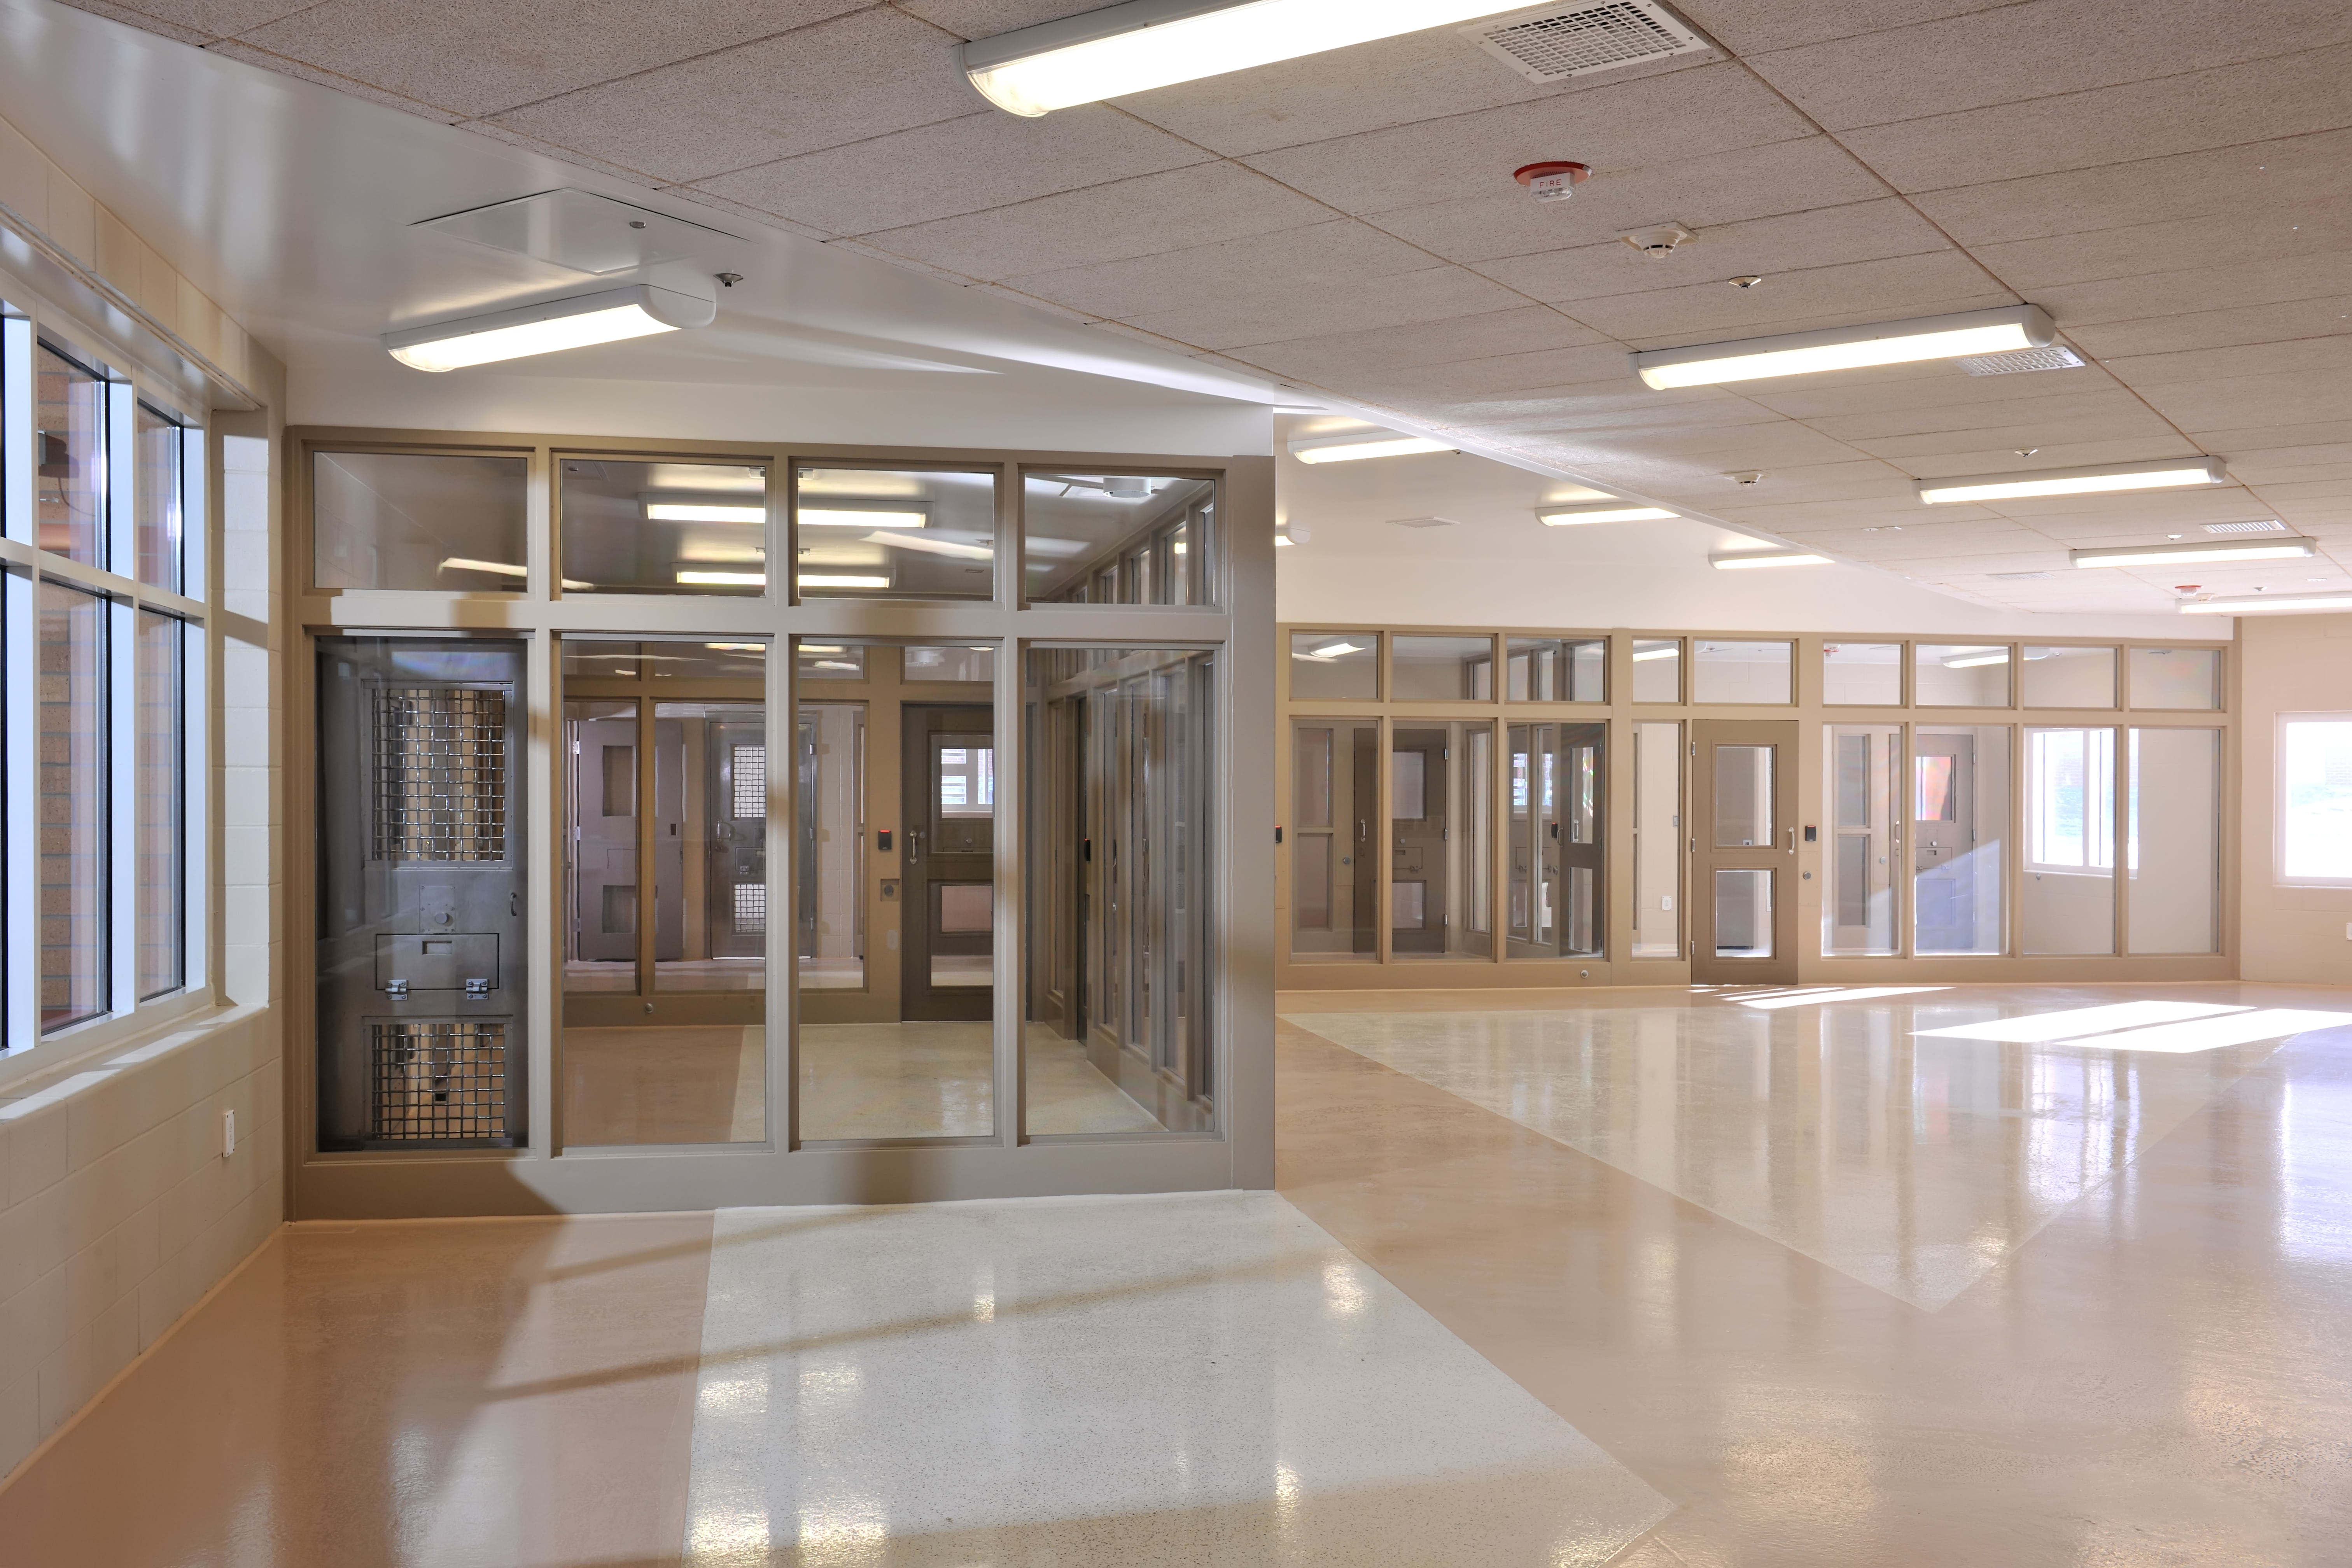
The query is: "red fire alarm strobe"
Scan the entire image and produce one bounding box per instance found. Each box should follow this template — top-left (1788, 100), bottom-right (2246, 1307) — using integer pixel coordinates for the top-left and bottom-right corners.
top-left (1514, 161), bottom-right (1591, 202)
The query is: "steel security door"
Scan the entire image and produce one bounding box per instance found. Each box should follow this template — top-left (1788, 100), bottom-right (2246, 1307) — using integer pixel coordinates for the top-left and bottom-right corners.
top-left (1692, 720), bottom-right (1798, 984)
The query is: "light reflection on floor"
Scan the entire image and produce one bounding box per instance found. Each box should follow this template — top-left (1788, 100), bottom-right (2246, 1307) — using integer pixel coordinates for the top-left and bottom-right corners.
top-left (1288, 993), bottom-right (2352, 1310)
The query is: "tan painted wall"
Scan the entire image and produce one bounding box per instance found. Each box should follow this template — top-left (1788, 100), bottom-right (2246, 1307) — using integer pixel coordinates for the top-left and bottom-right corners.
top-left (2237, 614), bottom-right (2352, 984)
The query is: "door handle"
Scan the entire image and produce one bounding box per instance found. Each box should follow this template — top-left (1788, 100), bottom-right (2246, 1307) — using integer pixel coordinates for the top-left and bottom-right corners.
top-left (1787, 828), bottom-right (1796, 854)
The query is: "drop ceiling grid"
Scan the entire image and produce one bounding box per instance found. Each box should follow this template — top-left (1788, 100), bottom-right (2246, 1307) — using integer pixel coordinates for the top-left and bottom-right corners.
top-left (55, 0), bottom-right (2352, 615)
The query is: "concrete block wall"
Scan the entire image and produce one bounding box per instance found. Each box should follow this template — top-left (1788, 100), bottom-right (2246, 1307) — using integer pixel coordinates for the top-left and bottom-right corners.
top-left (0, 1009), bottom-right (281, 1478)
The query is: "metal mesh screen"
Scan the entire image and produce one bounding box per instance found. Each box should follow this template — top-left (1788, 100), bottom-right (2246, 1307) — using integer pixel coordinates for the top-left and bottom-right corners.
top-left (370, 1020), bottom-right (508, 1140)
top-left (373, 686), bottom-right (509, 861)
top-left (732, 743), bottom-right (767, 819)
top-left (1477, 2), bottom-right (1698, 80)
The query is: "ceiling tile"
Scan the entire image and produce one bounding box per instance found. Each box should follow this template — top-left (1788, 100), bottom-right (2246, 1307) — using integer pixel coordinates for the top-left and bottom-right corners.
top-left (1218, 307), bottom-right (1608, 383)
top-left (56, 0), bottom-right (216, 46)
top-left (61, 0), bottom-right (312, 40)
top-left (1738, 360), bottom-right (2124, 421)
top-left (1365, 135), bottom-right (1896, 266)
top-left (1003, 219), bottom-right (1436, 323)
top-left (2031, 251), bottom-right (2347, 329)
top-left (1836, 43), bottom-right (2352, 191)
top-left (891, 0), bottom-right (1096, 35)
top-left (853, 162), bottom-right (1334, 281)
top-left (2064, 296), bottom-right (2352, 360)
top-left (205, 40), bottom-right (462, 121)
top-left (1560, 251), bottom-right (2009, 344)
top-left (486, 8), bottom-right (976, 184)
top-left (1749, 0), bottom-right (2352, 134)
top-left (2103, 335), bottom-right (2352, 388)
top-left (2208, 443), bottom-right (2352, 484)
top-left (1674, 0), bottom-right (2021, 55)
top-left (1240, 64), bottom-right (1815, 218)
top-left (2135, 374), bottom-right (2352, 433)
top-left (1307, 344), bottom-right (1644, 403)
top-left (233, 0), bottom-right (872, 121)
top-left (694, 106), bottom-right (1210, 236)
top-left (1972, 205), bottom-right (2352, 295)
top-left (1806, 386), bottom-right (2166, 444)
top-left (1475, 198), bottom-right (1953, 304)
top-left (1118, 263), bottom-right (1530, 353)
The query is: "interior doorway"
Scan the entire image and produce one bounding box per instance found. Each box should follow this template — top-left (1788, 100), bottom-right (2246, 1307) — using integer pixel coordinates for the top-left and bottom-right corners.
top-left (901, 704), bottom-right (995, 1022)
top-left (1692, 720), bottom-right (1799, 984)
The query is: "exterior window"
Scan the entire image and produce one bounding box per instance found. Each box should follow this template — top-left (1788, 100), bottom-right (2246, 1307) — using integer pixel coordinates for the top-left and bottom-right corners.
top-left (135, 402), bottom-right (187, 592)
top-left (2280, 717), bottom-right (2352, 885)
top-left (39, 584), bottom-right (109, 1030)
top-left (137, 611), bottom-right (187, 999)
top-left (2027, 728), bottom-right (2115, 871)
top-left (37, 343), bottom-right (108, 567)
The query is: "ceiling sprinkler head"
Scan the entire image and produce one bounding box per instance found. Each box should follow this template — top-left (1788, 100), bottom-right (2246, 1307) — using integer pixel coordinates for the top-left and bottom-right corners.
top-left (1620, 224), bottom-right (1694, 257)
top-left (1514, 161), bottom-right (1591, 203)
top-left (1728, 274), bottom-right (1762, 288)
top-left (716, 271), bottom-right (744, 288)
top-left (2014, 448), bottom-right (2039, 457)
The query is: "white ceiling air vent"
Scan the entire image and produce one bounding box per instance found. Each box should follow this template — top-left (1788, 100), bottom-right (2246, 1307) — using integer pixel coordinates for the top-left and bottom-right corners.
top-left (1956, 345), bottom-right (2086, 376)
top-left (2203, 519), bottom-right (2289, 535)
top-left (1464, 1), bottom-right (1710, 84)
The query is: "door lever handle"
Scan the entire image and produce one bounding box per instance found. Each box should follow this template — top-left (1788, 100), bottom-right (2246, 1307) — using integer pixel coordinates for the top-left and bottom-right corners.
top-left (1788, 828), bottom-right (1796, 853)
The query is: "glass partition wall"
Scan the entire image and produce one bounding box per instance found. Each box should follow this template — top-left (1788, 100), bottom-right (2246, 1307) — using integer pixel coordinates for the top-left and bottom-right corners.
top-left (1278, 625), bottom-right (2232, 987)
top-left (294, 434), bottom-right (1264, 1218)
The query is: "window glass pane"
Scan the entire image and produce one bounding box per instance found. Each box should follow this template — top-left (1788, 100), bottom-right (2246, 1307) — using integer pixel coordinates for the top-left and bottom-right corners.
top-left (37, 344), bottom-right (107, 567)
top-left (1713, 869), bottom-right (1773, 958)
top-left (1916, 645), bottom-right (2011, 706)
top-left (2023, 727), bottom-right (2115, 956)
top-left (1508, 722), bottom-right (1603, 959)
top-left (1823, 642), bottom-right (1901, 705)
top-left (2130, 729), bottom-right (2220, 952)
top-left (1823, 725), bottom-right (1899, 955)
top-left (2280, 719), bottom-right (2352, 884)
top-left (796, 466), bottom-right (996, 600)
top-left (1024, 647), bottom-right (1215, 1133)
top-left (1024, 472), bottom-right (1215, 605)
top-left (1391, 635), bottom-right (1494, 700)
top-left (137, 611), bottom-right (186, 1000)
top-left (2130, 647), bottom-right (2222, 710)
top-left (1506, 637), bottom-right (1604, 702)
top-left (1631, 639), bottom-right (1680, 703)
top-left (795, 644), bottom-right (866, 682)
top-left (559, 636), bottom-right (768, 1147)
top-left (801, 648), bottom-right (997, 1139)
top-left (135, 403), bottom-right (186, 593)
top-left (1389, 724), bottom-right (1490, 957)
top-left (1691, 640), bottom-right (1792, 704)
top-left (560, 457), bottom-right (768, 595)
top-left (903, 646), bottom-right (994, 683)
top-left (313, 452), bottom-right (527, 591)
top-left (1712, 745), bottom-right (1773, 846)
top-left (1289, 632), bottom-right (1377, 700)
top-left (1291, 720), bottom-right (1376, 957)
top-left (2021, 646), bottom-right (2116, 707)
top-left (1632, 721), bottom-right (1680, 957)
top-left (41, 584), bottom-right (108, 1029)
top-left (1914, 725), bottom-right (2009, 955)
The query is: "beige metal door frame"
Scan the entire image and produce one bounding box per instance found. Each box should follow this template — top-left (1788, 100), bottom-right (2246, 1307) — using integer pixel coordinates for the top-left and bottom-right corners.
top-left (1692, 719), bottom-right (1799, 984)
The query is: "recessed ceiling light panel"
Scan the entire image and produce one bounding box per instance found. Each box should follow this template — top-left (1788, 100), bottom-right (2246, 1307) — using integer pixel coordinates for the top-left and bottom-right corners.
top-left (1630, 305), bottom-right (2053, 389)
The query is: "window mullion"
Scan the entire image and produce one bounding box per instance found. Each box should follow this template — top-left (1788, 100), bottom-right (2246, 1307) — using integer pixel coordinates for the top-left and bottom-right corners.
top-left (108, 597), bottom-right (137, 1015)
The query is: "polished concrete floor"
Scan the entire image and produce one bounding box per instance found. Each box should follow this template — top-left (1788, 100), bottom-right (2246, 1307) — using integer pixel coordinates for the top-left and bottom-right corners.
top-left (4, 982), bottom-right (2349, 1565)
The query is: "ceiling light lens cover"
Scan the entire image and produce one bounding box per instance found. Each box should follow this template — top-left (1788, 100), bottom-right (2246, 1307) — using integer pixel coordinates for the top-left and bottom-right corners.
top-left (2072, 537), bottom-right (2315, 569)
top-left (1538, 503), bottom-right (1676, 525)
top-left (384, 284), bottom-right (716, 371)
top-left (961, 0), bottom-right (1539, 116)
top-left (1290, 433), bottom-right (1454, 464)
top-left (1916, 456), bottom-right (2227, 505)
top-left (1630, 305), bottom-right (2054, 390)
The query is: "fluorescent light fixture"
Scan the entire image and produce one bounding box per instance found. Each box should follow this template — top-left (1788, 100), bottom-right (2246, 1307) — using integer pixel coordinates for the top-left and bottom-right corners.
top-left (798, 574), bottom-right (890, 589)
top-left (384, 284), bottom-right (716, 372)
top-left (869, 531), bottom-right (993, 560)
top-left (959, 0), bottom-right (1537, 117)
top-left (799, 644), bottom-right (846, 654)
top-left (704, 643), bottom-right (765, 652)
top-left (1306, 640), bottom-right (1362, 659)
top-left (1630, 306), bottom-right (2053, 390)
top-left (647, 502), bottom-right (765, 523)
top-left (1941, 648), bottom-right (2010, 668)
top-left (2073, 537), bottom-right (2315, 569)
top-left (799, 508), bottom-right (927, 528)
top-left (676, 570), bottom-right (765, 586)
top-left (1539, 504), bottom-right (1676, 526)
top-left (1916, 456), bottom-right (2226, 505)
top-left (1289, 432), bottom-right (1453, 464)
top-left (1710, 550), bottom-right (1829, 570)
top-left (439, 557), bottom-right (593, 591)
top-left (2180, 590), bottom-right (2352, 616)
top-left (1631, 643), bottom-right (1679, 662)
top-left (813, 660), bottom-right (860, 671)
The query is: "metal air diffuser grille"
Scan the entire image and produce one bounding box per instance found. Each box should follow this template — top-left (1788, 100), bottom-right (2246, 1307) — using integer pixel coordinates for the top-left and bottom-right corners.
top-left (1465, 1), bottom-right (1708, 83)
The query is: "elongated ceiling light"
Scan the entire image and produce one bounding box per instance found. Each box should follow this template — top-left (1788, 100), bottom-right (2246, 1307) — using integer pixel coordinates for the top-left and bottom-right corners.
top-left (647, 501), bottom-right (764, 523)
top-left (384, 284), bottom-right (716, 372)
top-left (1631, 642), bottom-right (1679, 662)
top-left (1539, 503), bottom-right (1677, 525)
top-left (677, 570), bottom-right (765, 586)
top-left (961, 0), bottom-right (1537, 117)
top-left (439, 556), bottom-right (595, 591)
top-left (869, 531), bottom-right (993, 560)
top-left (798, 574), bottom-right (890, 589)
top-left (1710, 550), bottom-right (1829, 569)
top-left (1290, 432), bottom-right (1454, 464)
top-left (1300, 640), bottom-right (1362, 659)
top-left (1631, 306), bottom-right (2053, 390)
top-left (2179, 590), bottom-right (2352, 615)
top-left (1916, 456), bottom-right (2226, 505)
top-left (799, 508), bottom-right (927, 528)
top-left (1941, 648), bottom-right (2010, 668)
top-left (2072, 537), bottom-right (2313, 569)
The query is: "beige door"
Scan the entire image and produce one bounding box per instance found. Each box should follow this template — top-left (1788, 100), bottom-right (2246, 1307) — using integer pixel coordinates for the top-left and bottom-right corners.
top-left (1692, 720), bottom-right (1799, 984)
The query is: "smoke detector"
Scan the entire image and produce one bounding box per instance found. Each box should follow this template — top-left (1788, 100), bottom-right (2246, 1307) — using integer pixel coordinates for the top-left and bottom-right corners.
top-left (1621, 224), bottom-right (1693, 257)
top-left (1514, 161), bottom-right (1591, 202)
top-left (1465, 1), bottom-right (1712, 84)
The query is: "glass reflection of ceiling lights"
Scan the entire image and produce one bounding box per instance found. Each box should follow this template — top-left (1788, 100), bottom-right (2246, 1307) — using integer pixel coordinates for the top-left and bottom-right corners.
top-left (560, 457), bottom-right (770, 595)
top-left (794, 467), bottom-right (998, 600)
top-left (1022, 471), bottom-right (1215, 605)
